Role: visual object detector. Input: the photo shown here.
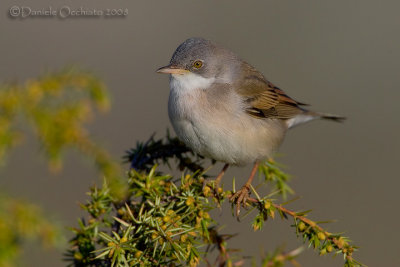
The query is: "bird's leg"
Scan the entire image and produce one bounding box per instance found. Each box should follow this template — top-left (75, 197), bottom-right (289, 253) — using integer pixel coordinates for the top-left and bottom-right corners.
top-left (229, 161), bottom-right (259, 217)
top-left (214, 163), bottom-right (229, 189)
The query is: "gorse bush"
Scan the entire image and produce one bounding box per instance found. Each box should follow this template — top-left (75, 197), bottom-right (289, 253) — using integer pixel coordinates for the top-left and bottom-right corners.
top-left (67, 135), bottom-right (364, 267)
top-left (0, 67), bottom-right (109, 167)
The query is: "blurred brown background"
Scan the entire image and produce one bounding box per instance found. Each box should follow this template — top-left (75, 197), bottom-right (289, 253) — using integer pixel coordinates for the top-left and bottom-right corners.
top-left (1, 0), bottom-right (399, 266)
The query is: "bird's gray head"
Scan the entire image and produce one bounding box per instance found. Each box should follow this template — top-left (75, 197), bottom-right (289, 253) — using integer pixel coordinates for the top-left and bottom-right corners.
top-left (157, 38), bottom-right (239, 83)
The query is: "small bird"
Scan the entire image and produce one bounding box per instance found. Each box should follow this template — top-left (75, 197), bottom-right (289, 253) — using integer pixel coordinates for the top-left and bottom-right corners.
top-left (157, 37), bottom-right (344, 216)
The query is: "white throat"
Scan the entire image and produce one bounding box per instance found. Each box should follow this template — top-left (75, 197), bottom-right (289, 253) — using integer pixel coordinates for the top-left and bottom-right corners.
top-left (170, 73), bottom-right (215, 92)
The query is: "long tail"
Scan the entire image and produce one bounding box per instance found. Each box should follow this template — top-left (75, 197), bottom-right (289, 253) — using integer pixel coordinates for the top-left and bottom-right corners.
top-left (316, 112), bottom-right (346, 123)
top-left (287, 111), bottom-right (346, 128)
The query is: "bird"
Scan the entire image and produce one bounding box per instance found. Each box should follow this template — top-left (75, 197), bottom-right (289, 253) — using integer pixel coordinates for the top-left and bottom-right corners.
top-left (157, 37), bottom-right (344, 216)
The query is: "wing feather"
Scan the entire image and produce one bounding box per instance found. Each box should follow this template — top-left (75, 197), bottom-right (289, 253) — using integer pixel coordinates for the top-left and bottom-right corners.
top-left (235, 62), bottom-right (307, 120)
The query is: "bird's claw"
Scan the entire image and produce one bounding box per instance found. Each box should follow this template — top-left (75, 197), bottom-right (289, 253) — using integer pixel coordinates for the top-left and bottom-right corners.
top-left (229, 185), bottom-right (251, 218)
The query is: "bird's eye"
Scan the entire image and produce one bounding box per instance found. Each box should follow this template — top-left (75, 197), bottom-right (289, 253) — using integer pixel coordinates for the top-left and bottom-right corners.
top-left (193, 60), bottom-right (203, 69)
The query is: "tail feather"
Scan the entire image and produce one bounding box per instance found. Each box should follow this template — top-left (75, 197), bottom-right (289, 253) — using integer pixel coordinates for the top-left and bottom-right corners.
top-left (286, 111), bottom-right (346, 128)
top-left (317, 112), bottom-right (346, 123)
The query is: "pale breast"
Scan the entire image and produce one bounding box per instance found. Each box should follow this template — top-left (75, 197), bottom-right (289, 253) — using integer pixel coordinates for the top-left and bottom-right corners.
top-left (168, 75), bottom-right (287, 165)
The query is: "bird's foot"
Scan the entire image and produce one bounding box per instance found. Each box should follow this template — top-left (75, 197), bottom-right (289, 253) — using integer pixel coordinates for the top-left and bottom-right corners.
top-left (229, 184), bottom-right (251, 218)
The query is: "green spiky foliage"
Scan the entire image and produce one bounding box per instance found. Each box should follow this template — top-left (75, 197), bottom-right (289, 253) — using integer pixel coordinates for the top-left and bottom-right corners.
top-left (67, 136), bottom-right (364, 267)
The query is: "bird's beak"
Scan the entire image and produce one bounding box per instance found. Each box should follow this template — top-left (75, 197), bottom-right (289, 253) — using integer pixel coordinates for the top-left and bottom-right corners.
top-left (156, 65), bottom-right (189, 75)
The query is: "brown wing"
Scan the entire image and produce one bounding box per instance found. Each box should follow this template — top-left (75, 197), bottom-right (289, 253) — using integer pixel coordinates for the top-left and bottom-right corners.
top-left (234, 62), bottom-right (308, 120)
